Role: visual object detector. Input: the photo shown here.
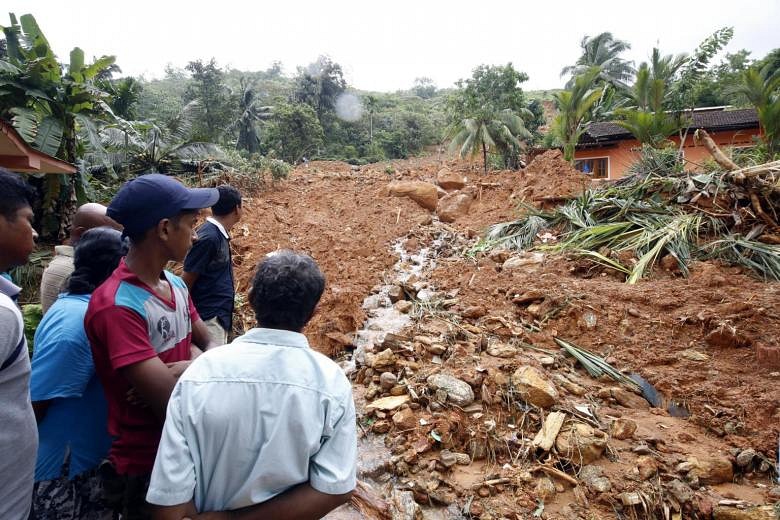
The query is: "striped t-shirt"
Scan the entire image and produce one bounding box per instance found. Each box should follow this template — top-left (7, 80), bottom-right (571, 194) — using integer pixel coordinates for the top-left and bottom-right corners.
top-left (85, 259), bottom-right (199, 475)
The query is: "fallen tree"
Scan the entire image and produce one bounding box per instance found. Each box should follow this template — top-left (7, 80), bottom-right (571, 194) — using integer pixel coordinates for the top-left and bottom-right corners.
top-left (477, 145), bottom-right (780, 282)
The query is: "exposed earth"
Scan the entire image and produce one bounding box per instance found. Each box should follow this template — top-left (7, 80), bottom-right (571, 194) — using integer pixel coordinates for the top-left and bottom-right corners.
top-left (228, 151), bottom-right (780, 520)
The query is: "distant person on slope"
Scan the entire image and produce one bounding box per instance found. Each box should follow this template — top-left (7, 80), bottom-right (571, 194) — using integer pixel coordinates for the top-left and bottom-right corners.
top-left (182, 185), bottom-right (242, 345)
top-left (30, 227), bottom-right (128, 520)
top-left (147, 250), bottom-right (356, 520)
top-left (39, 203), bottom-right (120, 314)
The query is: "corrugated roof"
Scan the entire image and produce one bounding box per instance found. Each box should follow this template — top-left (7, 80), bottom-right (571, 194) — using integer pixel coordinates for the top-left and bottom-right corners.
top-left (578, 108), bottom-right (759, 145)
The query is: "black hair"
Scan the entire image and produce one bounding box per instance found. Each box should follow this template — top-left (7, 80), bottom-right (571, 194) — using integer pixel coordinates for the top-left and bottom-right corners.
top-left (211, 185), bottom-right (242, 216)
top-left (67, 226), bottom-right (129, 294)
top-left (249, 250), bottom-right (325, 331)
top-left (0, 168), bottom-right (35, 220)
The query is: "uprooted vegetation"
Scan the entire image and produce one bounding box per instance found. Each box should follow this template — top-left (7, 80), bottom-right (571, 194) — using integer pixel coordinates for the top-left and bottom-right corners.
top-left (477, 145), bottom-right (780, 284)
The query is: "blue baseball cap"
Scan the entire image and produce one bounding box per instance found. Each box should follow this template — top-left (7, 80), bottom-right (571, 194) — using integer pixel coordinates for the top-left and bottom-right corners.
top-left (107, 174), bottom-right (219, 238)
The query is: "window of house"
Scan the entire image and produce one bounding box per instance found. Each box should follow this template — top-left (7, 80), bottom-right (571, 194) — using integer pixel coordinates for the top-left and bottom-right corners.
top-left (574, 157), bottom-right (609, 179)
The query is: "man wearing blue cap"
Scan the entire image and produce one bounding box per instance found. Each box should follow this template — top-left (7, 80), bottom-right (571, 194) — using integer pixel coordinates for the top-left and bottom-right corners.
top-left (84, 174), bottom-right (219, 520)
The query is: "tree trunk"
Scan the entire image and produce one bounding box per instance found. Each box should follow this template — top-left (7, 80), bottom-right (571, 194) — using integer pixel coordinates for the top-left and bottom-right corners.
top-left (58, 116), bottom-right (78, 241)
top-left (482, 142), bottom-right (488, 174)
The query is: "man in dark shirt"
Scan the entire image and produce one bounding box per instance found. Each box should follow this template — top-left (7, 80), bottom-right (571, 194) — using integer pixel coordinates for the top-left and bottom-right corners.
top-left (182, 185), bottom-right (242, 345)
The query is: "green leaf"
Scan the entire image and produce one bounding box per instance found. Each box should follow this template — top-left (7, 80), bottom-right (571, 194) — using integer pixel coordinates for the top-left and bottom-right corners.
top-left (0, 59), bottom-right (21, 74)
top-left (69, 47), bottom-right (85, 81)
top-left (33, 116), bottom-right (63, 156)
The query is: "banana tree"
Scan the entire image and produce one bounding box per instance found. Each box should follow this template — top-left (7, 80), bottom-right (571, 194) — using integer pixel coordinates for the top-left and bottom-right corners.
top-left (1, 13), bottom-right (118, 236)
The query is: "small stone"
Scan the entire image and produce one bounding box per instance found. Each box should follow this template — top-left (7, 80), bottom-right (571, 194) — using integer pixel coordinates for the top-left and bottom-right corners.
top-left (486, 342), bottom-right (517, 358)
top-left (686, 455), bottom-right (734, 485)
top-left (427, 373), bottom-right (475, 407)
top-left (477, 486), bottom-right (490, 498)
top-left (619, 492), bottom-right (642, 506)
top-left (768, 486), bottom-right (780, 499)
top-left (611, 387), bottom-right (650, 409)
top-left (380, 372), bottom-right (398, 391)
top-left (705, 323), bottom-right (751, 348)
top-left (487, 248), bottom-right (510, 264)
top-left (610, 418), bottom-right (638, 440)
top-left (461, 305), bottom-right (487, 319)
top-left (534, 476), bottom-right (557, 501)
top-left (580, 465), bottom-right (611, 493)
top-left (502, 252), bottom-right (545, 270)
top-left (511, 366), bottom-right (559, 408)
top-left (735, 448), bottom-right (756, 468)
top-left (388, 285), bottom-right (404, 303)
top-left (392, 408), bottom-right (417, 431)
top-left (372, 420), bottom-right (391, 433)
top-left (425, 343), bottom-right (447, 356)
top-left (439, 450), bottom-right (458, 468)
top-left (366, 394), bottom-right (410, 412)
top-left (628, 308), bottom-right (641, 317)
top-left (367, 348), bottom-right (397, 370)
top-left (454, 453), bottom-right (471, 465)
top-left (539, 356), bottom-right (555, 367)
top-left (712, 506), bottom-right (776, 520)
top-left (390, 489), bottom-right (422, 519)
top-left (394, 300), bottom-right (413, 313)
top-left (390, 385), bottom-right (406, 396)
top-left (636, 456), bottom-right (658, 480)
top-left (555, 423), bottom-right (607, 465)
top-left (667, 479), bottom-right (693, 503)
top-left (510, 290), bottom-right (546, 305)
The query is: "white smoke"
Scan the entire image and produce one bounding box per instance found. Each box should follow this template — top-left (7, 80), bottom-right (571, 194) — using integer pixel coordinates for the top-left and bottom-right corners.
top-left (334, 93), bottom-right (363, 122)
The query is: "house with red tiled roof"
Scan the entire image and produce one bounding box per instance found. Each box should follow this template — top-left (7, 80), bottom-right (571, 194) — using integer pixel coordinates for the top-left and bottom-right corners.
top-left (573, 107), bottom-right (761, 180)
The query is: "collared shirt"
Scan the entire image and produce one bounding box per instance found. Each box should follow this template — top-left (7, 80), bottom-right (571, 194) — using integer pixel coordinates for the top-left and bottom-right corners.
top-left (40, 245), bottom-right (75, 314)
top-left (146, 328), bottom-right (357, 511)
top-left (183, 219), bottom-right (234, 331)
top-left (31, 293), bottom-right (111, 481)
top-left (0, 277), bottom-right (37, 519)
top-left (85, 259), bottom-right (199, 476)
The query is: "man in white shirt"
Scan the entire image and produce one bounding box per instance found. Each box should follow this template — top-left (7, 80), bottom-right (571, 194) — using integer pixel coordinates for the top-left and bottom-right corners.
top-left (147, 250), bottom-right (356, 520)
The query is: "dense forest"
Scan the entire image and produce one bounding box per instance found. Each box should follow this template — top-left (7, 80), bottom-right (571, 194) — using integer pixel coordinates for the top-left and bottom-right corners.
top-left (1, 13), bottom-right (778, 239)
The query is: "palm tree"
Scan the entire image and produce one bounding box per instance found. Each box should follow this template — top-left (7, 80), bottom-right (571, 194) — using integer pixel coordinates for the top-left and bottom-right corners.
top-left (98, 100), bottom-right (223, 175)
top-left (561, 32), bottom-right (635, 87)
top-left (226, 78), bottom-right (272, 154)
top-left (731, 64), bottom-right (780, 156)
top-left (449, 108), bottom-right (532, 173)
top-left (550, 67), bottom-right (604, 162)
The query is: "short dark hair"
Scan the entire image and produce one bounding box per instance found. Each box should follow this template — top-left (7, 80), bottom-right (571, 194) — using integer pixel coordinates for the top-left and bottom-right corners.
top-left (68, 227), bottom-right (129, 294)
top-left (0, 168), bottom-right (35, 220)
top-left (211, 185), bottom-right (241, 216)
top-left (249, 250), bottom-right (325, 331)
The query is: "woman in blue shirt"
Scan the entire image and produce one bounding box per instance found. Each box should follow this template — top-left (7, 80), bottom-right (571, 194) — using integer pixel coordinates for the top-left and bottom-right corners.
top-left (30, 227), bottom-right (127, 520)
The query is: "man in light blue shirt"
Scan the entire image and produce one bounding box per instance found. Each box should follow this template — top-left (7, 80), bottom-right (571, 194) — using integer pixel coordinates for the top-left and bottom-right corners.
top-left (147, 250), bottom-right (356, 520)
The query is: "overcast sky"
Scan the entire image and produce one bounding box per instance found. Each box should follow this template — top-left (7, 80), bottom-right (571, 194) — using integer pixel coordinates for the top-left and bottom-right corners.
top-left (4, 1), bottom-right (778, 92)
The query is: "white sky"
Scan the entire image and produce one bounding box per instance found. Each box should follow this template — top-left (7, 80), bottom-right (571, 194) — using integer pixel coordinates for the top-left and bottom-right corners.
top-left (4, 1), bottom-right (779, 92)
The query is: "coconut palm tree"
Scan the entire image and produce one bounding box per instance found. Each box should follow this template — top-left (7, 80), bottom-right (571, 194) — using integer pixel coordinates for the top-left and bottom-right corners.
top-left (731, 64), bottom-right (780, 156)
top-left (226, 78), bottom-right (272, 154)
top-left (550, 67), bottom-right (604, 162)
top-left (449, 108), bottom-right (532, 173)
top-left (561, 32), bottom-right (635, 87)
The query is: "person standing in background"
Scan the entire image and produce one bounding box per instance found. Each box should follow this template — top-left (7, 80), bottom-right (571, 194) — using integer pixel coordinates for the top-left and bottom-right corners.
top-left (39, 203), bottom-right (119, 314)
top-left (182, 185), bottom-right (242, 345)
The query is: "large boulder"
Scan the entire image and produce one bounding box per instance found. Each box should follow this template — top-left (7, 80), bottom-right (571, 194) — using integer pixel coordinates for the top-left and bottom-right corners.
top-left (686, 455), bottom-right (734, 485)
top-left (388, 181), bottom-right (438, 211)
top-left (437, 190), bottom-right (474, 223)
top-left (426, 373), bottom-right (475, 407)
top-left (436, 168), bottom-right (466, 190)
top-left (511, 366), bottom-right (558, 408)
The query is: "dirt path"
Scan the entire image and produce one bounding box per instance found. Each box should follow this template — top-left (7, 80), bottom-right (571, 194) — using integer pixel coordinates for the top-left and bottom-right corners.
top-left (232, 155), bottom-right (779, 519)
